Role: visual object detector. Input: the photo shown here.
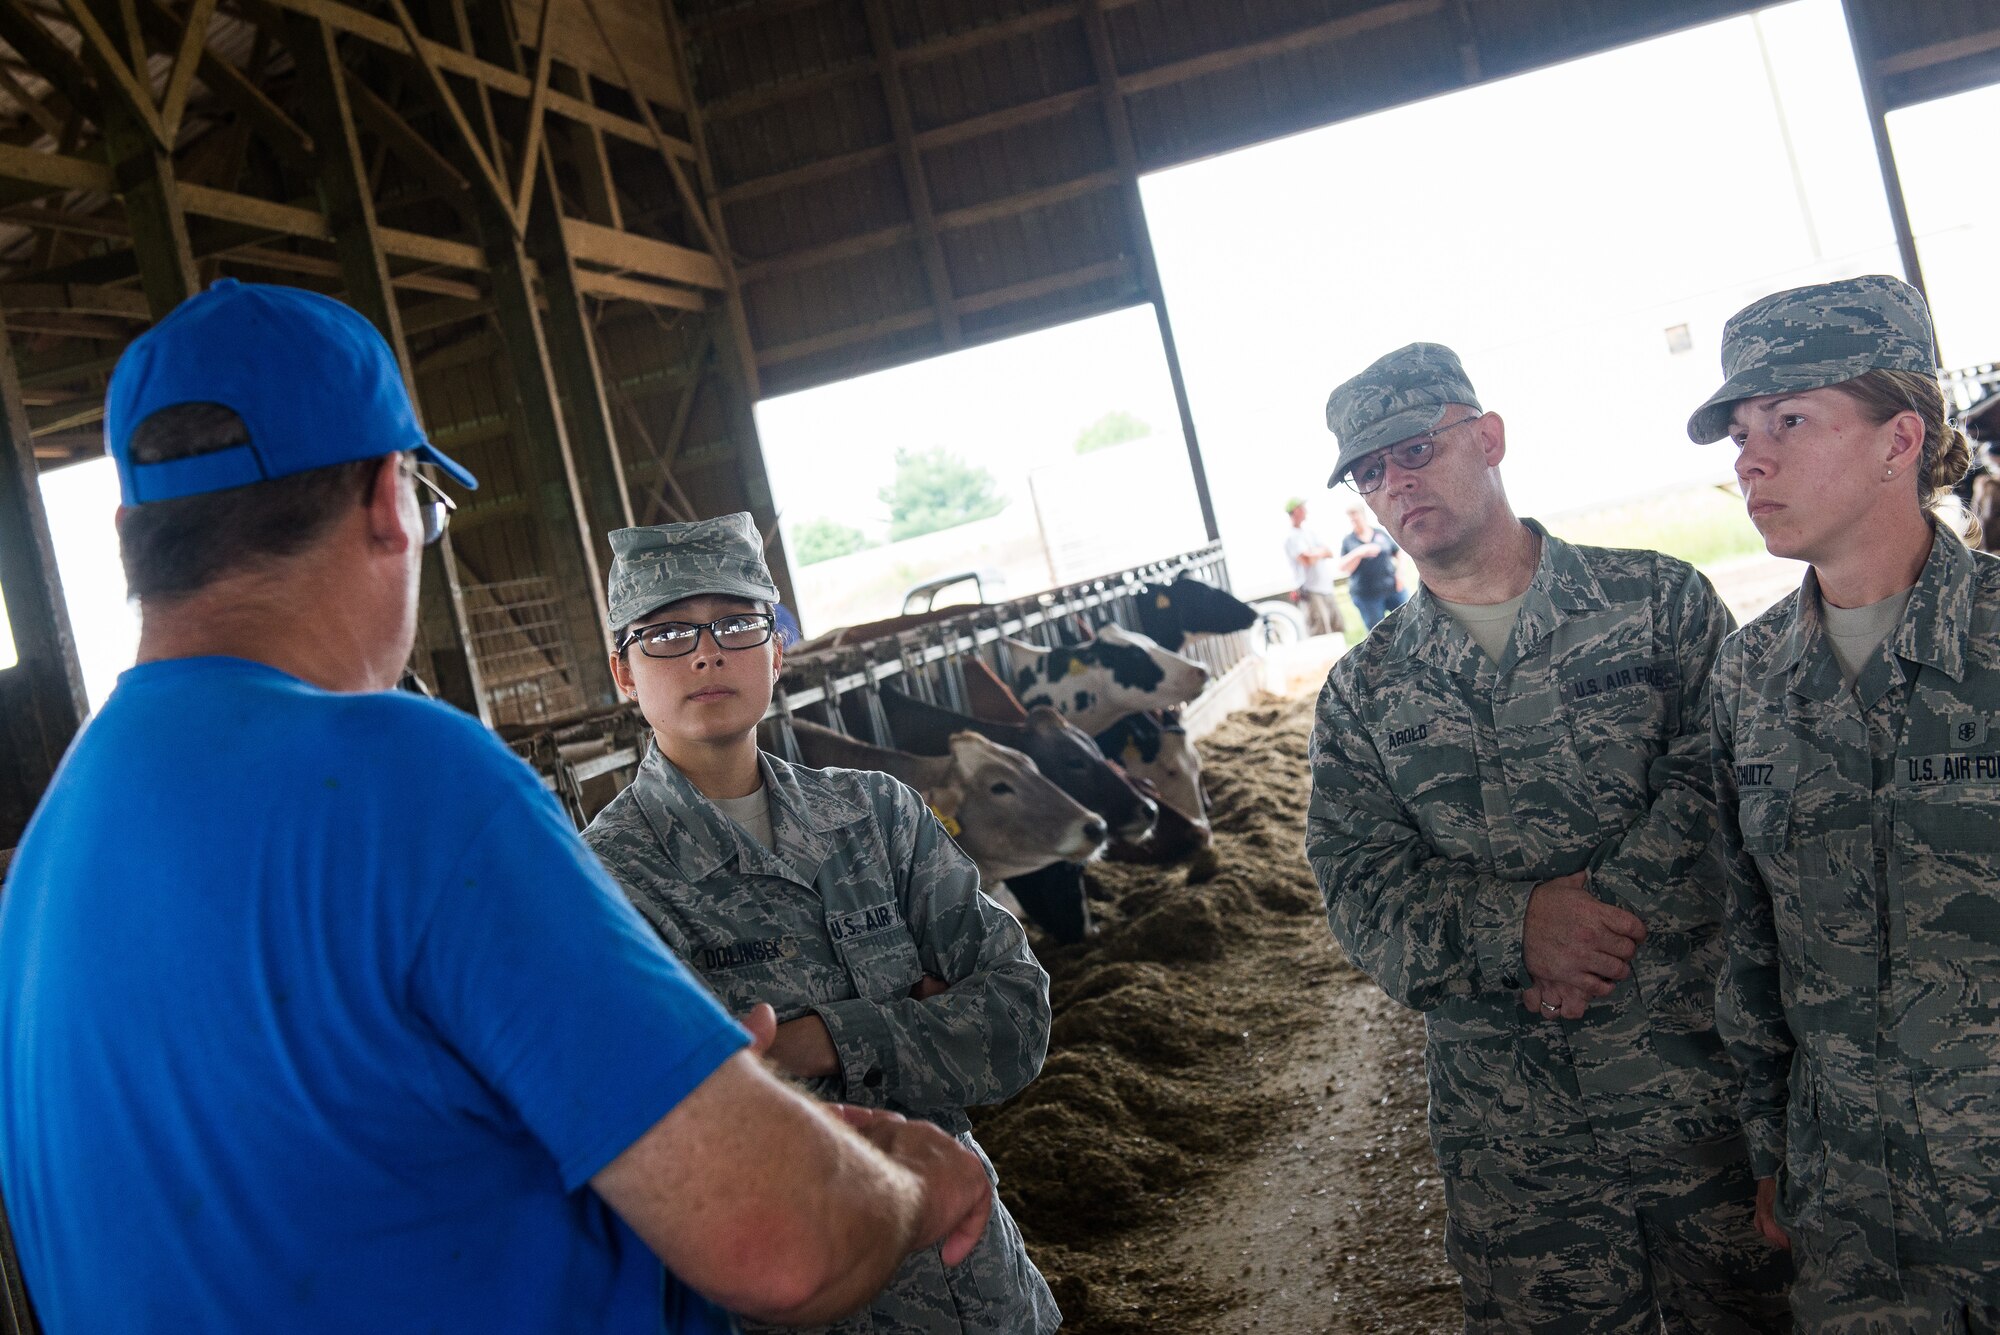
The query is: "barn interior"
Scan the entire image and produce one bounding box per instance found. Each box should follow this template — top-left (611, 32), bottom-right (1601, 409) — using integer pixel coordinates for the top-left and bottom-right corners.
top-left (1, 0), bottom-right (1994, 843)
top-left (1, 2), bottom-right (1997, 1329)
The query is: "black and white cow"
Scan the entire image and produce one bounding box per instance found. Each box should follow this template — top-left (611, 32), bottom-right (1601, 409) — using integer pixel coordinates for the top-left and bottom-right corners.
top-left (1094, 710), bottom-right (1205, 838)
top-left (1005, 624), bottom-right (1208, 734)
top-left (1135, 573), bottom-right (1258, 651)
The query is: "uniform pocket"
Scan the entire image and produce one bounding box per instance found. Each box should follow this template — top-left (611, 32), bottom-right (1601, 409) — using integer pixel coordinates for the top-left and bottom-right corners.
top-left (1737, 790), bottom-right (1793, 858)
top-left (1911, 1066), bottom-right (2000, 1256)
top-left (838, 928), bottom-right (924, 1001)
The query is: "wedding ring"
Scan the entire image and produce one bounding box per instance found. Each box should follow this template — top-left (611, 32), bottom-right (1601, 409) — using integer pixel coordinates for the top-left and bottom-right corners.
top-left (1539, 1000), bottom-right (1560, 1015)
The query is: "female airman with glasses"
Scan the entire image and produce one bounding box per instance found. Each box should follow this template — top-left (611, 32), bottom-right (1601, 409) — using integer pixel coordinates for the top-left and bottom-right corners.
top-left (579, 513), bottom-right (1060, 1335)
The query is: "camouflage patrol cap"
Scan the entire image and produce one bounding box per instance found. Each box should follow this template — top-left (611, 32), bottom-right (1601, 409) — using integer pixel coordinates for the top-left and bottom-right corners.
top-left (1686, 274), bottom-right (1936, 444)
top-left (605, 511), bottom-right (779, 630)
top-left (1324, 342), bottom-right (1482, 486)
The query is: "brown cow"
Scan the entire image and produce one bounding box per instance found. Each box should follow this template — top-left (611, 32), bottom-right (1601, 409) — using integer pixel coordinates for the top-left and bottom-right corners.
top-left (788, 720), bottom-right (1106, 882)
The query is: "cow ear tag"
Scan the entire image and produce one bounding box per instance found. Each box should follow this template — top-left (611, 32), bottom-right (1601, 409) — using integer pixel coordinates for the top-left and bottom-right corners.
top-left (1067, 659), bottom-right (1088, 676)
top-left (927, 805), bottom-right (963, 838)
top-left (1155, 594), bottom-right (1171, 609)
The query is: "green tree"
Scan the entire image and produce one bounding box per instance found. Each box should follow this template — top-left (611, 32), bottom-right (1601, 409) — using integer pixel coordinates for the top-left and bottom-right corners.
top-left (878, 447), bottom-right (1007, 542)
top-left (1073, 410), bottom-right (1151, 454)
top-left (792, 516), bottom-right (874, 565)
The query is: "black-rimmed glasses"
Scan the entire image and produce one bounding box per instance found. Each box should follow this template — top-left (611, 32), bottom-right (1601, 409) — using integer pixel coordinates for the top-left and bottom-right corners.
top-left (400, 461), bottom-right (457, 546)
top-left (1343, 414), bottom-right (1484, 495)
top-left (620, 613), bottom-right (776, 659)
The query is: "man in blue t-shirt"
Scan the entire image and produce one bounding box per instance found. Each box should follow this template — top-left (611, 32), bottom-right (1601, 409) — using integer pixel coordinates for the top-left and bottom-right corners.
top-left (0, 281), bottom-right (993, 1333)
top-left (1336, 497), bottom-right (1410, 631)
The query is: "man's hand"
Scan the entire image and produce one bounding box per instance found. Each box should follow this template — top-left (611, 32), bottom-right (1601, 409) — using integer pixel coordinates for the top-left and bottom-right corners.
top-left (1520, 979), bottom-right (1594, 1021)
top-left (849, 1111), bottom-right (992, 1266)
top-left (1522, 872), bottom-right (1646, 995)
top-left (1754, 1176), bottom-right (1790, 1250)
top-left (909, 974), bottom-right (949, 1001)
top-left (756, 1012), bottom-right (840, 1079)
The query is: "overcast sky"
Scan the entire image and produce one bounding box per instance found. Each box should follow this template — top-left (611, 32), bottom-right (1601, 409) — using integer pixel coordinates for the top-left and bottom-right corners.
top-left (15, 0), bottom-right (2000, 706)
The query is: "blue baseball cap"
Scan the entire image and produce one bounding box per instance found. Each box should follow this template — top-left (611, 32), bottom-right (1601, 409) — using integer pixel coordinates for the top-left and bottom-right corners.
top-left (106, 279), bottom-right (477, 504)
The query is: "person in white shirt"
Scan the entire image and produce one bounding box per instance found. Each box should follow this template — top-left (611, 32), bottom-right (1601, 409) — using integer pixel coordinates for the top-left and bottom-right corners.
top-left (1284, 497), bottom-right (1346, 637)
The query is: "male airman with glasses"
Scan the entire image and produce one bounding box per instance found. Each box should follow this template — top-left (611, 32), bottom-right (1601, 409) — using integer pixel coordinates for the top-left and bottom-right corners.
top-left (1303, 342), bottom-right (1790, 1330)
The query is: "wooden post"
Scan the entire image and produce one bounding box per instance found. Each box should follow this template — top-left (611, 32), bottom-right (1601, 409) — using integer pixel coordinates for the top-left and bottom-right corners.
top-left (400, 0), bottom-right (618, 708)
top-left (658, 0), bottom-right (799, 608)
top-left (85, 0), bottom-right (199, 316)
top-left (862, 0), bottom-right (959, 348)
top-left (1078, 0), bottom-right (1219, 544)
top-left (287, 10), bottom-right (489, 721)
top-left (523, 179), bottom-right (638, 565)
top-left (0, 310), bottom-right (86, 850)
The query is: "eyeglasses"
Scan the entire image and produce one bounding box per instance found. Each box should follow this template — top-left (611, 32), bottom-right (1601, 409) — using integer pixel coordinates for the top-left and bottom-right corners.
top-left (1343, 414), bottom-right (1484, 495)
top-left (620, 612), bottom-right (776, 659)
top-left (401, 461), bottom-right (457, 546)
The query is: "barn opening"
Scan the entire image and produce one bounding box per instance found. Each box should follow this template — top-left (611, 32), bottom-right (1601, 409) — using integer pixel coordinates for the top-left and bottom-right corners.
top-left (758, 303), bottom-right (1208, 635)
top-left (1142, 0), bottom-right (1908, 602)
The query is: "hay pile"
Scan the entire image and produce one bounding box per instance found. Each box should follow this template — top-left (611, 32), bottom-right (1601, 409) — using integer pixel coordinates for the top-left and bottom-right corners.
top-left (975, 695), bottom-right (1354, 1331)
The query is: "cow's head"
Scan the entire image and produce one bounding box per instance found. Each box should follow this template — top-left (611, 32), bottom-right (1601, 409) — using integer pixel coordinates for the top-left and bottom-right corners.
top-left (936, 731), bottom-right (1107, 881)
top-left (1168, 574), bottom-right (1257, 636)
top-left (1100, 711), bottom-right (1206, 837)
top-left (1093, 623), bottom-right (1209, 701)
top-left (1018, 705), bottom-right (1156, 841)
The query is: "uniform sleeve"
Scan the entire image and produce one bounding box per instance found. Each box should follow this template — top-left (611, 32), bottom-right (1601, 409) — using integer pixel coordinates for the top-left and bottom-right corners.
top-left (1710, 663), bottom-right (1792, 1179)
top-left (411, 774), bottom-right (750, 1192)
top-left (811, 782), bottom-right (1051, 1115)
top-left (1584, 563), bottom-right (1738, 933)
top-left (1305, 674), bottom-right (1537, 1009)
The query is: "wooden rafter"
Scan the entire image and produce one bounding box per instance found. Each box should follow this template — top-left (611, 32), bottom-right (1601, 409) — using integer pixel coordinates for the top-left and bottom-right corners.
top-left (342, 67), bottom-right (472, 199)
top-left (861, 0), bottom-right (956, 347)
top-left (0, 0), bottom-right (97, 126)
top-left (753, 257), bottom-right (1136, 367)
top-left (549, 63), bottom-right (618, 227)
top-left (0, 60), bottom-right (64, 137)
top-left (381, 0), bottom-right (515, 225)
top-left (737, 168), bottom-right (1123, 284)
top-left (561, 216), bottom-right (720, 289)
top-left (155, 0), bottom-right (215, 140)
top-left (258, 0), bottom-right (690, 129)
top-left (507, 0), bottom-right (557, 227)
top-left (656, 0), bottom-right (763, 412)
top-left (571, 268), bottom-right (704, 310)
top-left (55, 0), bottom-right (169, 144)
top-left (136, 0), bottom-right (313, 168)
top-left (571, 0), bottom-right (722, 265)
top-left (1877, 25), bottom-right (2000, 78)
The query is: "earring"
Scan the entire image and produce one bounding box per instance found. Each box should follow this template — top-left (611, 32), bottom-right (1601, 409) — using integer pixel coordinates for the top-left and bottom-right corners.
top-left (1883, 467), bottom-right (1895, 482)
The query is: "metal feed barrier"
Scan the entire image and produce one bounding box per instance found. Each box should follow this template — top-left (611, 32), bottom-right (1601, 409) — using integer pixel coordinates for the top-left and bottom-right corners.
top-left (515, 543), bottom-right (1253, 827)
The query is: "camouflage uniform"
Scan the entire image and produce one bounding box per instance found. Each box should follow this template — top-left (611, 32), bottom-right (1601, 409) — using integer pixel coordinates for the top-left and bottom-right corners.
top-left (585, 746), bottom-right (1061, 1335)
top-left (1700, 276), bottom-right (2000, 1331)
top-left (1309, 344), bottom-right (1786, 1331)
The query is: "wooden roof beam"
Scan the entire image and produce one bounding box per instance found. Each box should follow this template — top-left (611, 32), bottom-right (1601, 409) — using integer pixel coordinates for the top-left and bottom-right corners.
top-left (0, 0), bottom-right (96, 126)
top-left (257, 0), bottom-right (691, 128)
top-left (861, 0), bottom-right (954, 347)
top-left (561, 216), bottom-right (721, 288)
top-left (1876, 25), bottom-right (2000, 78)
top-left (756, 257), bottom-right (1139, 366)
top-left (737, 168), bottom-right (1121, 285)
top-left (1116, 0), bottom-right (1443, 96)
top-left (134, 0), bottom-right (315, 169)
